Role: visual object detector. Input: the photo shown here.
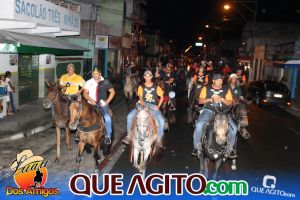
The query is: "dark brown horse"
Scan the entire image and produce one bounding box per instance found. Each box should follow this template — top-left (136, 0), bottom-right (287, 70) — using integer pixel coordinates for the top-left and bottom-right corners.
top-left (43, 81), bottom-right (72, 162)
top-left (68, 95), bottom-right (105, 173)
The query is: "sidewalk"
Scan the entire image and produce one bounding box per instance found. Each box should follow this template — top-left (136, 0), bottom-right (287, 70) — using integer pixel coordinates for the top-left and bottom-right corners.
top-left (0, 87), bottom-right (126, 143)
top-left (0, 99), bottom-right (52, 142)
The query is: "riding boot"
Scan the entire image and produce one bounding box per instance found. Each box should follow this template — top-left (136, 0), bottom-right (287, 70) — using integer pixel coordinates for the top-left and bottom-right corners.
top-left (240, 128), bottom-right (251, 139)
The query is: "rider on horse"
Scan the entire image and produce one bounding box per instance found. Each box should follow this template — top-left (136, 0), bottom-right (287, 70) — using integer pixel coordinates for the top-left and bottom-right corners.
top-left (191, 74), bottom-right (238, 158)
top-left (60, 63), bottom-right (85, 98)
top-left (228, 73), bottom-right (250, 139)
top-left (123, 70), bottom-right (165, 147)
top-left (83, 68), bottom-right (116, 145)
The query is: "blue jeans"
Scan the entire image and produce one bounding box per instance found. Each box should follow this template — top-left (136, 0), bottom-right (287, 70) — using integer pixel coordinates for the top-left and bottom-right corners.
top-left (193, 108), bottom-right (237, 153)
top-left (8, 92), bottom-right (16, 113)
top-left (98, 105), bottom-right (112, 138)
top-left (127, 104), bottom-right (165, 139)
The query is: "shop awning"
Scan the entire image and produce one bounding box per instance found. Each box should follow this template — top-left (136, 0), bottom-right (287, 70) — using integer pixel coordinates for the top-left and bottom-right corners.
top-left (273, 60), bottom-right (300, 69)
top-left (0, 31), bottom-right (89, 55)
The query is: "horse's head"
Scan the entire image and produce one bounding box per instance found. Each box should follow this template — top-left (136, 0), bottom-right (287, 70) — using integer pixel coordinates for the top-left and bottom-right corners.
top-left (213, 113), bottom-right (229, 146)
top-left (134, 106), bottom-right (152, 142)
top-left (234, 103), bottom-right (248, 127)
top-left (68, 95), bottom-right (82, 130)
top-left (43, 80), bottom-right (60, 109)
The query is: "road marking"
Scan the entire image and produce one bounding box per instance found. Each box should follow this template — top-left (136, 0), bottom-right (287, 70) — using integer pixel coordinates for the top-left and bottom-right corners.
top-left (288, 128), bottom-right (300, 137)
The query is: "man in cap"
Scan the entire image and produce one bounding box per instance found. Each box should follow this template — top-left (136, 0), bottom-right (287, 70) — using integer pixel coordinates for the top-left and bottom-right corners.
top-left (228, 73), bottom-right (250, 139)
top-left (123, 70), bottom-right (165, 147)
top-left (83, 68), bottom-right (115, 144)
top-left (60, 63), bottom-right (85, 97)
top-left (191, 74), bottom-right (237, 158)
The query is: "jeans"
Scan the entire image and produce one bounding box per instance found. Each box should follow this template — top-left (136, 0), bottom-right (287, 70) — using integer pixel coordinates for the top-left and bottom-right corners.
top-left (8, 92), bottom-right (16, 113)
top-left (127, 104), bottom-right (165, 139)
top-left (193, 108), bottom-right (237, 153)
top-left (97, 105), bottom-right (112, 138)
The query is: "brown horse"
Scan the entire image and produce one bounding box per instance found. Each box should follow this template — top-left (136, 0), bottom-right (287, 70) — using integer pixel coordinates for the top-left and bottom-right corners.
top-left (68, 95), bottom-right (105, 173)
top-left (43, 81), bottom-right (72, 162)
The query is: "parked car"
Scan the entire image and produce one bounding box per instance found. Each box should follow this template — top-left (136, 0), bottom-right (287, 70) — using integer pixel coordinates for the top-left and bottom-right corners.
top-left (246, 80), bottom-right (291, 106)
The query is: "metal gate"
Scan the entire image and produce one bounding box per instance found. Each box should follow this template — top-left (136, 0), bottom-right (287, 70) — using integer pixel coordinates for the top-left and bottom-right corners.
top-left (18, 55), bottom-right (39, 105)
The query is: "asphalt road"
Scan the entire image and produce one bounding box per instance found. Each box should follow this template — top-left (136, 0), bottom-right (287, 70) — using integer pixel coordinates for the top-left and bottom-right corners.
top-left (110, 91), bottom-right (300, 187)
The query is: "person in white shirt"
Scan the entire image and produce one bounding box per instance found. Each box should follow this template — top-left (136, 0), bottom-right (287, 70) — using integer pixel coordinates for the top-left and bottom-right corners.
top-left (83, 68), bottom-right (115, 145)
top-left (5, 71), bottom-right (16, 114)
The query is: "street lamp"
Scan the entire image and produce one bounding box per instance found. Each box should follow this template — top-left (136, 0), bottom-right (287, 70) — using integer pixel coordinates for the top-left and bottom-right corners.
top-left (224, 4), bottom-right (231, 10)
top-left (205, 24), bottom-right (210, 28)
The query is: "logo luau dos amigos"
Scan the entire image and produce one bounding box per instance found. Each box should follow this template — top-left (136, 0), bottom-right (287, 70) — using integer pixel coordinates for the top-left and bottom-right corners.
top-left (6, 149), bottom-right (59, 197)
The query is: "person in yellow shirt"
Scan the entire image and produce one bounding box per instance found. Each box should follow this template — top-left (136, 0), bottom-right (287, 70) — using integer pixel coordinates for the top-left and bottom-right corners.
top-left (122, 70), bottom-right (165, 147)
top-left (191, 74), bottom-right (237, 158)
top-left (59, 63), bottom-right (85, 97)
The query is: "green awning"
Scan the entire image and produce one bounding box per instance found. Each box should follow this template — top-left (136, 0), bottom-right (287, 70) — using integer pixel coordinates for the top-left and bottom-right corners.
top-left (0, 30), bottom-right (89, 55)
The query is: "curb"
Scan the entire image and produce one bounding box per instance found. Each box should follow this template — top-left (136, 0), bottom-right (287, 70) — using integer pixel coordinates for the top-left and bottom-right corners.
top-left (0, 95), bottom-right (126, 143)
top-left (0, 122), bottom-right (53, 143)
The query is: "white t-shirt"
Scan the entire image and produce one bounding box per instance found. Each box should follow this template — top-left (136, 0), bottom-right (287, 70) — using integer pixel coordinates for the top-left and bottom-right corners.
top-left (84, 78), bottom-right (98, 102)
top-left (5, 77), bottom-right (12, 92)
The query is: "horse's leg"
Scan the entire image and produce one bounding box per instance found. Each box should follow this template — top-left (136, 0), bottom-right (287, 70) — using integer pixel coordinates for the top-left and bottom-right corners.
top-left (93, 141), bottom-right (101, 172)
top-left (133, 146), bottom-right (139, 169)
top-left (55, 127), bottom-right (61, 162)
top-left (65, 127), bottom-right (72, 150)
top-left (199, 152), bottom-right (205, 175)
top-left (204, 158), bottom-right (209, 179)
top-left (212, 159), bottom-right (223, 180)
top-left (231, 136), bottom-right (238, 170)
top-left (142, 147), bottom-right (151, 175)
top-left (75, 140), bottom-right (85, 174)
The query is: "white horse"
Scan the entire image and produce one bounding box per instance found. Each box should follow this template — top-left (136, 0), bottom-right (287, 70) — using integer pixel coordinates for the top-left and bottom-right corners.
top-left (187, 77), bottom-right (194, 99)
top-left (124, 74), bottom-right (137, 109)
top-left (130, 106), bottom-right (157, 178)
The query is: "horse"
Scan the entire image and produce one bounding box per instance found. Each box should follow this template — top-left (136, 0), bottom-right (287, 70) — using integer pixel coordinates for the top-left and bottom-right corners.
top-left (230, 101), bottom-right (250, 170)
top-left (130, 105), bottom-right (157, 178)
top-left (43, 81), bottom-right (72, 162)
top-left (68, 95), bottom-right (106, 173)
top-left (231, 101), bottom-right (249, 138)
top-left (187, 83), bottom-right (203, 124)
top-left (124, 73), bottom-right (138, 110)
top-left (156, 79), bottom-right (176, 127)
top-left (198, 104), bottom-right (231, 180)
top-left (187, 77), bottom-right (194, 99)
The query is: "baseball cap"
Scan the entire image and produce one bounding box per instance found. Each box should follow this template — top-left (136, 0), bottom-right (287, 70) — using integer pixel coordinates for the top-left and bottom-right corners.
top-left (212, 74), bottom-right (223, 80)
top-left (229, 73), bottom-right (238, 79)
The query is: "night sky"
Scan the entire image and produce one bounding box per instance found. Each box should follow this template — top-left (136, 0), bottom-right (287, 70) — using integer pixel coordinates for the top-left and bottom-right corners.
top-left (146, 0), bottom-right (300, 51)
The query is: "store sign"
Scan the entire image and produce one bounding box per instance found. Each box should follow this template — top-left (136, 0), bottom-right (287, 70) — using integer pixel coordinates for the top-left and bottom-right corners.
top-left (0, 0), bottom-right (80, 32)
top-left (109, 36), bottom-right (122, 49)
top-left (95, 35), bottom-right (108, 49)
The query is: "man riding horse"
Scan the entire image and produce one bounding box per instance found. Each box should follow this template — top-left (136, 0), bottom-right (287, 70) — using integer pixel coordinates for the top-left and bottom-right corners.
top-left (228, 73), bottom-right (250, 139)
top-left (191, 74), bottom-right (238, 158)
top-left (60, 63), bottom-right (85, 98)
top-left (83, 68), bottom-right (115, 145)
top-left (123, 70), bottom-right (165, 148)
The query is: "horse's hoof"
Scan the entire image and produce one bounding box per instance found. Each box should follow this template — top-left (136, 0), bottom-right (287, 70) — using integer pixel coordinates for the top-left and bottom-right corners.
top-left (67, 146), bottom-right (73, 150)
top-left (231, 165), bottom-right (237, 171)
top-left (74, 168), bottom-right (79, 174)
top-left (54, 158), bottom-right (60, 162)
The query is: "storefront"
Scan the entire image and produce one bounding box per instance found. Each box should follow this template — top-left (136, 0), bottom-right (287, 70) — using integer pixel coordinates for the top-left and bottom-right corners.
top-left (0, 0), bottom-right (86, 105)
top-left (0, 31), bottom-right (87, 106)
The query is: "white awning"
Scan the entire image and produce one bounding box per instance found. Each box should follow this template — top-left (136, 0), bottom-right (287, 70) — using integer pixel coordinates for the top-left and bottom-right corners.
top-left (0, 30), bottom-right (88, 51)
